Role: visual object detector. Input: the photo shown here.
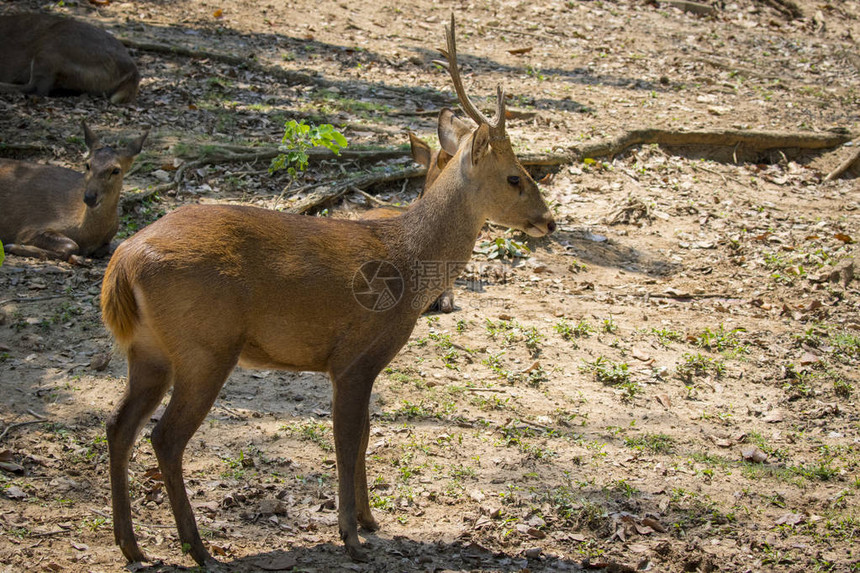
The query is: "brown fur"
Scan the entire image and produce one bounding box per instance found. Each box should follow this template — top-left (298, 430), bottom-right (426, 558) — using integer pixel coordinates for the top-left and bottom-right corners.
top-left (0, 13), bottom-right (140, 103)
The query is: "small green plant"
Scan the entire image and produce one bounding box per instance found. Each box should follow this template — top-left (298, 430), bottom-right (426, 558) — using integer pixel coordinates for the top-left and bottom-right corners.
top-left (833, 376), bottom-right (853, 398)
top-left (475, 237), bottom-right (531, 259)
top-left (282, 420), bottom-right (333, 452)
top-left (523, 326), bottom-right (544, 356)
top-left (651, 327), bottom-right (683, 347)
top-left (555, 318), bottom-right (593, 342)
top-left (694, 324), bottom-right (748, 355)
top-left (583, 357), bottom-right (630, 385)
top-left (602, 316), bottom-right (618, 334)
top-left (270, 120), bottom-right (348, 177)
top-left (625, 433), bottom-right (675, 454)
top-left (582, 357), bottom-right (639, 399)
top-left (676, 352), bottom-right (725, 381)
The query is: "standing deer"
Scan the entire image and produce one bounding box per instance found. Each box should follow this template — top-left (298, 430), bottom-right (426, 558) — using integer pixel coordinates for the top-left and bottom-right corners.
top-left (100, 16), bottom-right (554, 567)
top-left (0, 122), bottom-right (148, 261)
top-left (0, 13), bottom-right (140, 104)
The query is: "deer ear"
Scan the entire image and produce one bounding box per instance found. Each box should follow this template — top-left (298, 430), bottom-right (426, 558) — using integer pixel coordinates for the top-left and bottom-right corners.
top-left (438, 108), bottom-right (467, 156)
top-left (470, 124), bottom-right (491, 166)
top-left (436, 149), bottom-right (452, 171)
top-left (82, 121), bottom-right (100, 151)
top-left (125, 130), bottom-right (149, 157)
top-left (408, 132), bottom-right (432, 168)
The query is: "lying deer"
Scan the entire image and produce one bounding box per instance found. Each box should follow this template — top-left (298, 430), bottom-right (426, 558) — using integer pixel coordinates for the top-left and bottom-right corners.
top-left (101, 16), bottom-right (554, 567)
top-left (363, 129), bottom-right (460, 312)
top-left (0, 122), bottom-right (148, 261)
top-left (0, 13), bottom-right (140, 103)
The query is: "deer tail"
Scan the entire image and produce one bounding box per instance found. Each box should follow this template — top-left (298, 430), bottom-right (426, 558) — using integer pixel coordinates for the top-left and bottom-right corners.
top-left (100, 256), bottom-right (139, 348)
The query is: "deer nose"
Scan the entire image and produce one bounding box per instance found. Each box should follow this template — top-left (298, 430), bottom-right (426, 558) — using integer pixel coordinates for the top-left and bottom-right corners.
top-left (84, 190), bottom-right (99, 207)
top-left (546, 219), bottom-right (556, 234)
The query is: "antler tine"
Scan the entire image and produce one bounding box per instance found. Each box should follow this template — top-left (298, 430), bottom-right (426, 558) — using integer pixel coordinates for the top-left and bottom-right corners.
top-left (491, 85), bottom-right (506, 135)
top-left (438, 14), bottom-right (505, 134)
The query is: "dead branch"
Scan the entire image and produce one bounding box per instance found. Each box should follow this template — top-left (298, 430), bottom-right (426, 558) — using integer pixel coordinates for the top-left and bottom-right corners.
top-left (824, 144), bottom-right (860, 181)
top-left (350, 187), bottom-right (404, 208)
top-left (0, 418), bottom-right (48, 443)
top-left (286, 165), bottom-right (424, 214)
top-left (0, 294), bottom-right (68, 305)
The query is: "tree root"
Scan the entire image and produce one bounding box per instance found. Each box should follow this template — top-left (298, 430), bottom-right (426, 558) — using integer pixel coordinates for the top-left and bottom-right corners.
top-left (571, 128), bottom-right (853, 162)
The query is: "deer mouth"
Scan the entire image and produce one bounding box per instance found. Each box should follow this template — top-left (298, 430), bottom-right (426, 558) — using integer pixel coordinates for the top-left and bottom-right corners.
top-left (524, 219), bottom-right (556, 237)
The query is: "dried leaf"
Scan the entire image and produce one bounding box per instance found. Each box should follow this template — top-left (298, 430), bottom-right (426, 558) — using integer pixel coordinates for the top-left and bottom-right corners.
top-left (775, 512), bottom-right (806, 526)
top-left (508, 46), bottom-right (533, 55)
top-left (641, 517), bottom-right (667, 532)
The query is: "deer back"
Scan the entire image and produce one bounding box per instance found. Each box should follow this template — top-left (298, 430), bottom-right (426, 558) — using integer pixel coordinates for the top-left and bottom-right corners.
top-left (0, 13), bottom-right (140, 103)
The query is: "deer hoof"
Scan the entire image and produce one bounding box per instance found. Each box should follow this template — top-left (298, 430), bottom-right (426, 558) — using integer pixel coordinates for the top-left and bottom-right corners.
top-left (358, 514), bottom-right (380, 532)
top-left (346, 541), bottom-right (370, 563)
top-left (119, 541), bottom-right (148, 564)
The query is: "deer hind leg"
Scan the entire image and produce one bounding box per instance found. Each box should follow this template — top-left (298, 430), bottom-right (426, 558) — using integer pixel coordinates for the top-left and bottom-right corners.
top-left (4, 231), bottom-right (79, 261)
top-left (150, 351), bottom-right (239, 567)
top-left (354, 412), bottom-right (379, 532)
top-left (107, 343), bottom-right (173, 564)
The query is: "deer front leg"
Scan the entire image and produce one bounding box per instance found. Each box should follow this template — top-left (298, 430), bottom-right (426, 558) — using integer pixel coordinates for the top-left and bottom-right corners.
top-left (331, 379), bottom-right (375, 562)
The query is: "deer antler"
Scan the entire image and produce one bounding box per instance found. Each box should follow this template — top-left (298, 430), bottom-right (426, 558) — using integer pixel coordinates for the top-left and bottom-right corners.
top-left (433, 15), bottom-right (506, 138)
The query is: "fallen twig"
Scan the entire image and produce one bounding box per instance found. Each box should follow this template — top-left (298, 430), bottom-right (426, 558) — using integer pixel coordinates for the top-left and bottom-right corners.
top-left (824, 144), bottom-right (860, 182)
top-left (465, 387), bottom-right (507, 393)
top-left (116, 127), bottom-right (853, 213)
top-left (0, 294), bottom-right (68, 305)
top-left (0, 419), bottom-right (49, 443)
top-left (350, 187), bottom-right (403, 208)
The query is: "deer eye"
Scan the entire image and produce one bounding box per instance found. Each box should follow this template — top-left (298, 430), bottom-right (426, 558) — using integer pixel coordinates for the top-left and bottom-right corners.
top-left (85, 163), bottom-right (91, 171)
top-left (507, 175), bottom-right (520, 186)
top-left (112, 167), bottom-right (121, 175)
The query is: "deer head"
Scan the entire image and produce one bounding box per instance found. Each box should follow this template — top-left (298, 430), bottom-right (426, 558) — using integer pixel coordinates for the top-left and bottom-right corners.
top-left (433, 15), bottom-right (555, 237)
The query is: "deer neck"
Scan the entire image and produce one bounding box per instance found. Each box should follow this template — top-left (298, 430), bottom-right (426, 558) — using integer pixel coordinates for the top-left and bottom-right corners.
top-left (399, 165), bottom-right (485, 271)
top-left (77, 186), bottom-right (120, 243)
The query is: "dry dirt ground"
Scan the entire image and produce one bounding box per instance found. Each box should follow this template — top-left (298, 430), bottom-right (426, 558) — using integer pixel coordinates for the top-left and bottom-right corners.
top-left (1, 0), bottom-right (859, 571)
